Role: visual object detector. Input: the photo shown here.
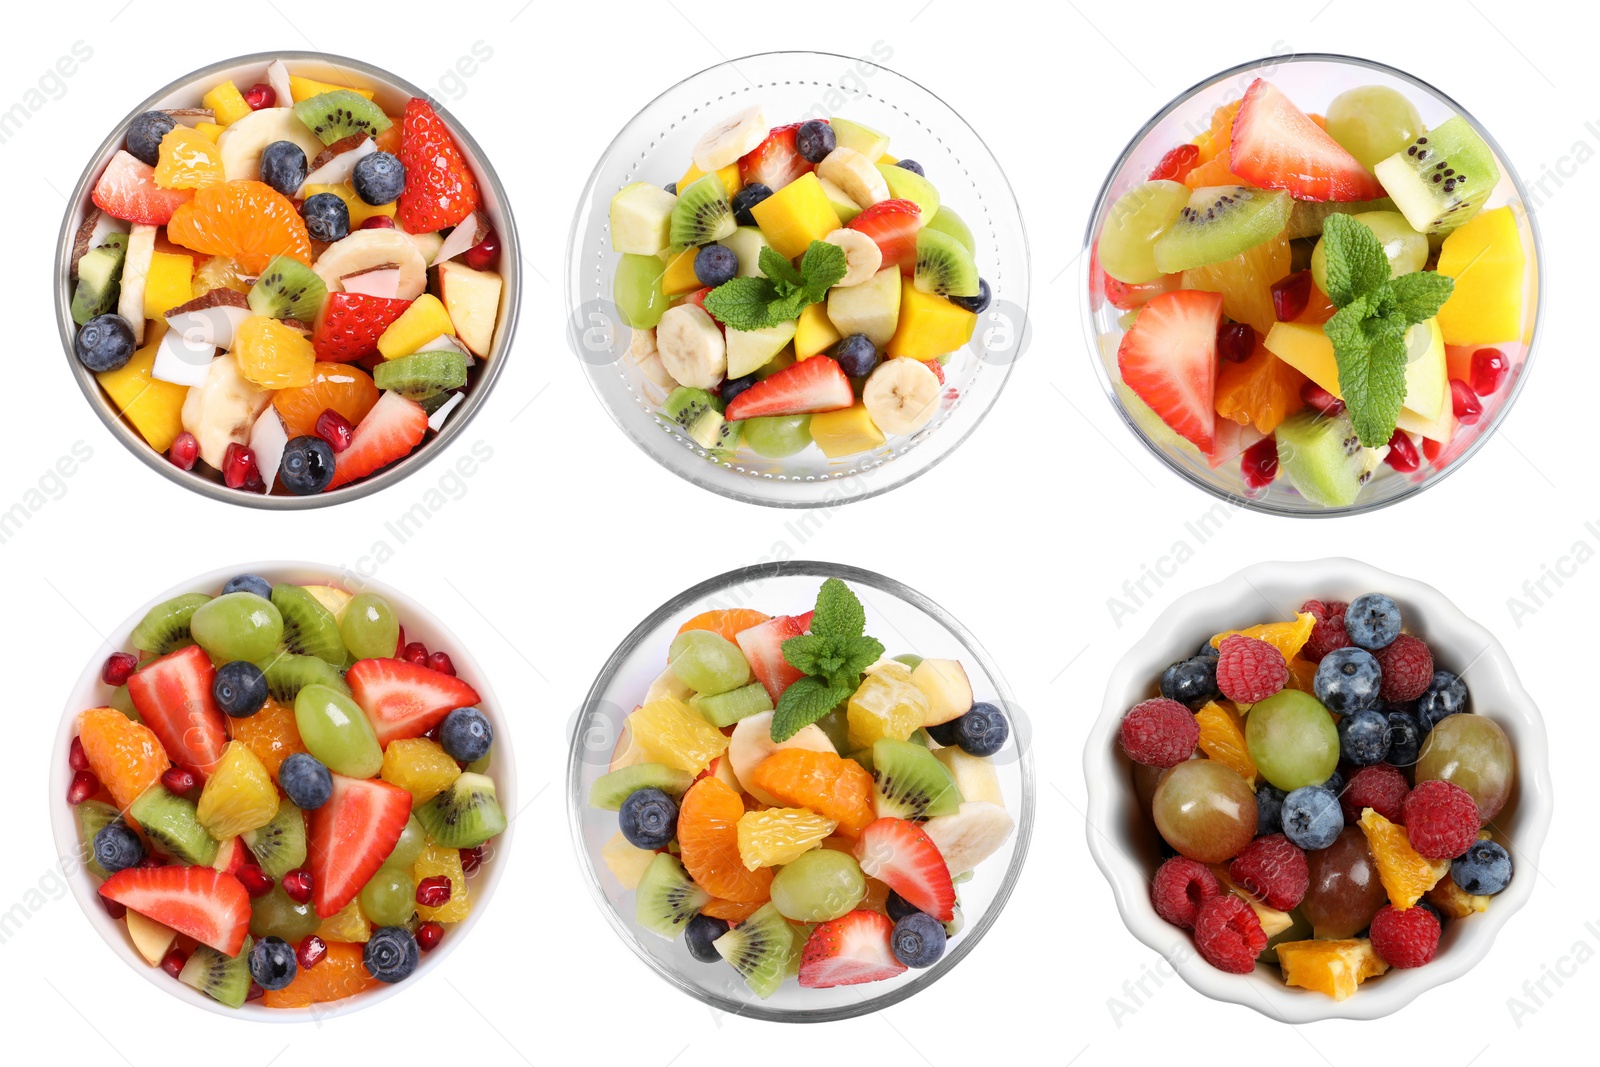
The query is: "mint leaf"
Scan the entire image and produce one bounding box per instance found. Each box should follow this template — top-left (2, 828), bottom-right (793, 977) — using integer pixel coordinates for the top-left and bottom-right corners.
top-left (798, 240), bottom-right (848, 302)
top-left (703, 277), bottom-right (781, 331)
top-left (780, 633), bottom-right (828, 677)
top-left (809, 577), bottom-right (865, 640)
top-left (760, 246), bottom-right (804, 293)
top-left (1333, 313), bottom-right (1408, 448)
top-left (771, 677), bottom-right (853, 742)
top-left (1384, 271), bottom-right (1454, 325)
top-left (1321, 214), bottom-right (1392, 307)
top-left (829, 637), bottom-right (885, 689)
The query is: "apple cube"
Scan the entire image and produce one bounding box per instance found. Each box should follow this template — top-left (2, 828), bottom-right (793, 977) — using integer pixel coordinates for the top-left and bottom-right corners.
top-left (437, 261), bottom-right (502, 358)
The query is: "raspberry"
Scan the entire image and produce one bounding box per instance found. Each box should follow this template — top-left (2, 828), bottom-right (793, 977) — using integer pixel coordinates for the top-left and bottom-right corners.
top-left (1300, 599), bottom-right (1330, 620)
top-left (1402, 779), bottom-right (1480, 858)
top-left (1376, 634), bottom-right (1434, 702)
top-left (1119, 698), bottom-right (1199, 767)
top-left (1326, 601), bottom-right (1350, 618)
top-left (1215, 634), bottom-right (1288, 703)
top-left (1229, 833), bottom-right (1309, 910)
top-left (1341, 763), bottom-right (1410, 824)
top-left (1302, 613), bottom-right (1352, 662)
top-left (1151, 856), bottom-right (1220, 928)
top-left (1369, 903), bottom-right (1440, 968)
top-left (1192, 893), bottom-right (1267, 974)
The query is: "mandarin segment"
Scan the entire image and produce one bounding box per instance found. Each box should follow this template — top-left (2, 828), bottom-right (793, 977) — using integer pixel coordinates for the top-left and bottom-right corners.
top-left (165, 180), bottom-right (313, 274)
top-left (227, 697), bottom-right (305, 779)
top-left (381, 738), bottom-right (461, 804)
top-left (1358, 808), bottom-right (1449, 908)
top-left (1276, 938), bottom-right (1388, 1000)
top-left (747, 748), bottom-right (875, 836)
top-left (1195, 702), bottom-right (1257, 787)
top-left (677, 777), bottom-right (773, 903)
top-left (271, 362), bottom-right (380, 438)
top-left (234, 316), bottom-right (317, 389)
top-left (1213, 344), bottom-right (1308, 435)
top-left (1184, 232), bottom-right (1291, 336)
top-left (154, 127), bottom-right (225, 190)
top-left (736, 808), bottom-right (837, 869)
top-left (261, 940), bottom-right (376, 1007)
top-left (676, 608), bottom-right (772, 645)
top-left (701, 897), bottom-right (763, 923)
top-left (1211, 612), bottom-right (1317, 662)
top-left (77, 706), bottom-right (168, 810)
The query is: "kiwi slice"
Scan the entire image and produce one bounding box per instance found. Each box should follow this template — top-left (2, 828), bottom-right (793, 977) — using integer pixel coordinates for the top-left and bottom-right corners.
top-left (871, 737), bottom-right (962, 820)
top-left (414, 772), bottom-right (507, 849)
top-left (913, 228), bottom-right (980, 299)
top-left (271, 585), bottom-right (347, 665)
top-left (662, 387), bottom-right (733, 451)
top-left (77, 799), bottom-right (123, 879)
top-left (589, 763), bottom-right (695, 810)
top-left (130, 787), bottom-right (220, 866)
top-left (691, 682), bottom-right (772, 728)
top-left (180, 937), bottom-right (253, 1008)
top-left (1275, 409), bottom-right (1384, 507)
top-left (373, 350), bottom-right (468, 399)
top-left (669, 173), bottom-right (736, 248)
top-left (1151, 186), bottom-right (1294, 274)
top-left (712, 902), bottom-right (797, 998)
top-left (257, 651), bottom-right (348, 703)
top-left (1372, 117), bottom-right (1500, 234)
top-left (248, 255), bottom-right (328, 321)
top-left (129, 592), bottom-right (211, 655)
top-left (635, 853), bottom-right (711, 939)
top-left (1286, 197), bottom-right (1397, 240)
top-left (242, 800), bottom-right (306, 879)
top-left (71, 237), bottom-right (128, 325)
top-left (293, 90), bottom-right (392, 146)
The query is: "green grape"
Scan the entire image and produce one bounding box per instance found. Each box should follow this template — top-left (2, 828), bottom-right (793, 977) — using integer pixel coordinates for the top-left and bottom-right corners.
top-left (339, 594), bottom-right (399, 661)
top-left (358, 866), bottom-right (417, 927)
top-left (668, 630), bottom-right (752, 696)
top-left (250, 884), bottom-right (320, 941)
top-left (465, 751), bottom-right (491, 775)
top-left (1097, 180), bottom-right (1188, 285)
top-left (1245, 690), bottom-right (1340, 791)
top-left (190, 592), bottom-right (284, 663)
top-left (294, 683), bottom-right (383, 778)
top-left (384, 814), bottom-right (427, 870)
top-left (109, 684), bottom-right (138, 719)
top-left (769, 849), bottom-right (866, 923)
top-left (1324, 85), bottom-right (1422, 171)
top-left (615, 253), bottom-right (669, 329)
top-left (743, 415), bottom-right (812, 458)
top-left (891, 653), bottom-right (924, 671)
top-left (1310, 211), bottom-right (1427, 293)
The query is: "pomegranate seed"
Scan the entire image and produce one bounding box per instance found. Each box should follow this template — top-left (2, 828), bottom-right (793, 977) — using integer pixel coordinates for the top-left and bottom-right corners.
top-left (223, 442), bottom-right (258, 490)
top-left (459, 846), bottom-right (484, 874)
top-left (415, 920), bottom-right (445, 952)
top-left (1300, 381), bottom-right (1345, 418)
top-left (463, 229), bottom-right (500, 271)
top-left (237, 864), bottom-right (276, 898)
top-left (161, 767), bottom-right (196, 795)
top-left (1216, 322), bottom-right (1256, 363)
top-left (101, 651), bottom-right (138, 686)
top-left (69, 736), bottom-right (89, 772)
top-left (161, 948), bottom-right (188, 979)
top-left (68, 770), bottom-right (99, 805)
top-left (427, 651), bottom-right (456, 676)
top-left (395, 625), bottom-right (406, 657)
top-left (1450, 378), bottom-right (1483, 425)
top-left (1423, 436), bottom-right (1443, 464)
top-left (101, 896), bottom-right (127, 920)
top-left (168, 432), bottom-right (199, 471)
top-left (415, 875), bottom-right (453, 908)
top-left (404, 641), bottom-right (429, 666)
top-left (362, 215), bottom-right (396, 229)
top-left (242, 83), bottom-right (276, 110)
top-left (1471, 347), bottom-right (1509, 395)
top-left (281, 868), bottom-right (313, 903)
top-left (246, 982), bottom-right (266, 1002)
top-left (139, 853), bottom-right (167, 868)
top-left (1241, 435), bottom-right (1279, 491)
top-left (315, 409), bottom-right (355, 453)
top-left (1385, 428), bottom-right (1420, 473)
top-left (1271, 271), bottom-right (1312, 322)
top-left (297, 935), bottom-right (327, 970)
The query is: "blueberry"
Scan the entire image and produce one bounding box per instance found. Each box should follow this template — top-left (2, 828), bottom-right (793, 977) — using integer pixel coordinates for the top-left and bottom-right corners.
top-left (684, 913), bottom-right (729, 962)
top-left (1338, 708), bottom-right (1391, 766)
top-left (364, 925), bottom-right (420, 983)
top-left (1197, 638), bottom-right (1220, 660)
top-left (694, 243), bottom-right (738, 287)
top-left (1451, 840), bottom-right (1512, 895)
top-left (300, 191), bottom-right (350, 243)
top-left (951, 702), bottom-right (1009, 757)
top-left (248, 936), bottom-right (298, 991)
top-left (1322, 770), bottom-right (1345, 797)
top-left (1255, 783), bottom-right (1287, 835)
top-left (439, 706), bottom-right (493, 762)
top-left (1344, 593), bottom-right (1401, 650)
top-left (1415, 900), bottom-right (1446, 926)
top-left (664, 182), bottom-right (677, 196)
top-left (924, 718), bottom-right (959, 747)
top-left (950, 278), bottom-right (991, 314)
top-left (885, 890), bottom-right (921, 923)
top-left (1416, 671), bottom-right (1469, 729)
top-left (127, 111), bottom-right (177, 166)
top-left (279, 435), bottom-right (336, 495)
top-left (93, 823), bottom-right (144, 874)
top-left (796, 120), bottom-right (836, 164)
top-left (258, 140), bottom-right (308, 197)
top-left (721, 374), bottom-right (757, 406)
top-left (352, 151), bottom-right (406, 205)
top-left (74, 314), bottom-right (136, 372)
top-left (1385, 708), bottom-right (1425, 767)
top-left (890, 911), bottom-right (946, 968)
top-left (730, 183), bottom-right (773, 227)
top-left (212, 660), bottom-right (268, 718)
top-left (222, 573), bottom-right (273, 599)
top-left (833, 333), bottom-right (880, 378)
top-left (1160, 656), bottom-right (1219, 708)
top-left (278, 752), bottom-right (333, 810)
top-left (1281, 785), bottom-right (1343, 850)
top-left (1314, 647), bottom-right (1383, 714)
top-left (618, 787), bottom-right (678, 849)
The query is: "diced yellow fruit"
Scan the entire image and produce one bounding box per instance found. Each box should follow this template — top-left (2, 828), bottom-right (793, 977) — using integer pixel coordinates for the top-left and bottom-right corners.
top-left (126, 909), bottom-right (176, 964)
top-left (1265, 320), bottom-right (1448, 429)
top-left (887, 279), bottom-right (977, 361)
top-left (795, 301), bottom-right (841, 360)
top-left (154, 128), bottom-right (224, 190)
top-left (678, 161), bottom-right (741, 199)
top-left (235, 315), bottom-right (316, 389)
top-left (196, 741), bottom-right (279, 839)
top-left (808, 403), bottom-right (886, 458)
top-left (1195, 702), bottom-right (1256, 787)
top-left (381, 738), bottom-right (462, 804)
top-left (933, 746), bottom-right (1001, 807)
top-left (288, 75), bottom-right (376, 103)
top-left (752, 173), bottom-right (839, 259)
top-left (1426, 876), bottom-right (1490, 919)
top-left (1358, 807), bottom-right (1449, 908)
top-left (193, 122), bottom-right (225, 143)
top-left (847, 662), bottom-right (929, 748)
top-left (662, 249), bottom-right (701, 296)
top-left (97, 324), bottom-right (188, 452)
top-left (377, 294), bottom-right (456, 359)
top-left (1277, 938), bottom-right (1388, 1000)
top-left (1209, 864), bottom-right (1295, 937)
top-left (1210, 613), bottom-right (1317, 661)
top-left (1436, 206), bottom-right (1525, 345)
top-left (201, 81), bottom-right (253, 126)
top-left (737, 808), bottom-right (837, 869)
top-left (601, 831), bottom-right (657, 890)
top-left (878, 154), bottom-right (898, 165)
top-left (315, 899), bottom-right (371, 943)
top-left (629, 697), bottom-right (730, 773)
top-left (413, 840), bottom-right (470, 923)
top-left (300, 183), bottom-right (397, 226)
top-left (143, 251), bottom-right (195, 319)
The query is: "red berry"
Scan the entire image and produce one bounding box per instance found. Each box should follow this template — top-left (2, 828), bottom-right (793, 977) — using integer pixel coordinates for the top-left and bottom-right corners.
top-left (463, 229), bottom-right (500, 271)
top-left (68, 769), bottom-right (99, 805)
top-left (1149, 143), bottom-right (1201, 182)
top-left (69, 736), bottom-right (90, 772)
top-left (222, 442), bottom-right (258, 490)
top-left (1341, 763), bottom-right (1410, 824)
top-left (296, 935), bottom-right (327, 970)
top-left (101, 651), bottom-right (138, 686)
top-left (459, 846), bottom-right (484, 874)
top-left (1300, 380), bottom-right (1345, 417)
top-left (1215, 634), bottom-right (1289, 703)
top-left (416, 875), bottom-right (453, 908)
top-left (169, 432), bottom-right (199, 471)
top-left (415, 920), bottom-right (445, 951)
top-left (1217, 321), bottom-right (1256, 363)
top-left (247, 982), bottom-right (266, 1002)
top-left (101, 896), bottom-right (127, 920)
top-left (1118, 698), bottom-right (1198, 768)
top-left (1271, 271), bottom-right (1312, 322)
top-left (1302, 613), bottom-right (1352, 663)
top-left (1300, 599), bottom-right (1330, 620)
top-left (361, 215), bottom-right (396, 229)
top-left (1470, 347), bottom-right (1508, 396)
top-left (1325, 601), bottom-right (1350, 618)
top-left (281, 868), bottom-right (313, 903)
top-left (160, 767), bottom-right (196, 795)
top-left (427, 651), bottom-right (455, 676)
top-left (1229, 833), bottom-right (1309, 911)
top-left (1401, 780), bottom-right (1480, 859)
top-left (1241, 435), bottom-right (1279, 491)
top-left (1150, 856), bottom-right (1220, 928)
top-left (1384, 428), bottom-right (1420, 473)
top-left (237, 864), bottom-right (276, 898)
top-left (140, 853), bottom-right (168, 868)
top-left (1192, 893), bottom-right (1267, 974)
top-left (1450, 378), bottom-right (1482, 425)
top-left (1375, 634), bottom-right (1434, 702)
top-left (242, 83), bottom-right (276, 110)
top-left (1369, 903), bottom-right (1440, 968)
top-left (394, 625), bottom-right (406, 657)
top-left (404, 642), bottom-right (429, 666)
top-left (315, 408), bottom-right (355, 453)
top-left (161, 948), bottom-right (188, 978)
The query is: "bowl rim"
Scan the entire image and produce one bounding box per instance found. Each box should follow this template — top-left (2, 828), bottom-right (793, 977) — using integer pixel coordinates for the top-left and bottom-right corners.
top-left (1083, 557), bottom-right (1552, 1022)
top-left (564, 49), bottom-right (1031, 510)
top-left (48, 561), bottom-right (518, 1021)
top-left (1079, 52), bottom-right (1545, 519)
top-left (565, 559), bottom-right (1036, 1021)
top-left (55, 51), bottom-right (522, 511)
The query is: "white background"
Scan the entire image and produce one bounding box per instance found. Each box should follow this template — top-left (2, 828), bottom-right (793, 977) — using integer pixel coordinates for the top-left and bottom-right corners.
top-left (5, 1), bottom-right (1595, 1063)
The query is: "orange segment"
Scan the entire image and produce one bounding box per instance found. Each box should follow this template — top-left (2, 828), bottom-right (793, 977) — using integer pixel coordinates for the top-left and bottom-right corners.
top-left (1184, 232), bottom-right (1289, 336)
top-left (261, 940), bottom-right (377, 1007)
top-left (701, 898), bottom-right (763, 923)
top-left (1215, 346), bottom-right (1306, 435)
top-left (154, 127), bottom-right (224, 190)
top-left (1426, 875), bottom-right (1490, 919)
top-left (1358, 808), bottom-right (1449, 908)
top-left (227, 698), bottom-right (304, 779)
top-left (1193, 100), bottom-right (1241, 164)
top-left (1276, 938), bottom-right (1387, 1000)
top-left (1210, 612), bottom-right (1317, 661)
top-left (676, 609), bottom-right (772, 646)
top-left (271, 362), bottom-right (380, 439)
top-left (1285, 657), bottom-right (1319, 694)
top-left (1183, 154), bottom-right (1248, 189)
top-left (1195, 702), bottom-right (1256, 787)
top-left (77, 707), bottom-right (168, 810)
top-left (747, 749), bottom-right (875, 837)
top-left (234, 316), bottom-right (316, 389)
top-left (165, 180), bottom-right (312, 274)
top-left (677, 777), bottom-right (772, 903)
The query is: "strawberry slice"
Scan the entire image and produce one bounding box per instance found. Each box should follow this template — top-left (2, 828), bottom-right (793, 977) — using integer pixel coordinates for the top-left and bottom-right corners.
top-left (724, 356), bottom-right (853, 421)
top-left (327, 390), bottom-right (429, 489)
top-left (127, 645), bottom-right (230, 780)
top-left (100, 866), bottom-right (250, 956)
top-left (306, 774), bottom-right (412, 917)
top-left (1230, 79), bottom-right (1384, 202)
top-left (854, 817), bottom-right (956, 922)
top-left (345, 657), bottom-right (482, 747)
top-left (312, 292), bottom-right (413, 362)
top-left (847, 199), bottom-right (922, 273)
top-left (397, 97), bottom-right (480, 233)
top-left (739, 123), bottom-right (813, 191)
top-left (798, 909), bottom-right (908, 988)
top-left (735, 611), bottom-right (814, 703)
top-left (92, 150), bottom-right (194, 225)
top-left (1116, 289), bottom-right (1222, 454)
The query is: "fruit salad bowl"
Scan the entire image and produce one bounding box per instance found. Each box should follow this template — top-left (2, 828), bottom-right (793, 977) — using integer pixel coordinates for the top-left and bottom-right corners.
top-left (567, 51), bottom-right (1029, 508)
top-left (1084, 54), bottom-right (1541, 516)
top-left (49, 563), bottom-right (516, 1019)
top-left (1084, 558), bottom-right (1550, 1022)
top-left (55, 52), bottom-right (520, 509)
top-left (567, 562), bottom-right (1034, 1020)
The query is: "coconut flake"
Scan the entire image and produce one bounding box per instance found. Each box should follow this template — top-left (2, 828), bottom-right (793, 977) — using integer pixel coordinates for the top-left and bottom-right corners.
top-left (165, 289), bottom-right (252, 349)
top-left (265, 60), bottom-right (293, 111)
top-left (152, 326), bottom-right (217, 387)
top-left (340, 265), bottom-right (402, 300)
top-left (431, 211), bottom-right (490, 267)
top-left (303, 135), bottom-right (376, 187)
top-left (249, 407), bottom-right (289, 494)
top-left (414, 333), bottom-right (475, 366)
top-left (427, 391), bottom-right (465, 431)
top-left (162, 108), bottom-right (215, 127)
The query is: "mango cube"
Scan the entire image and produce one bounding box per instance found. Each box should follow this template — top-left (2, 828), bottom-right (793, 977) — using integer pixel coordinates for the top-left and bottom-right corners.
top-left (377, 294), bottom-right (455, 359)
top-left (300, 183), bottom-right (396, 227)
top-left (288, 75), bottom-right (375, 103)
top-left (97, 323), bottom-right (188, 452)
top-left (201, 81), bottom-right (252, 126)
top-left (1436, 206), bottom-right (1525, 345)
top-left (809, 403), bottom-right (886, 458)
top-left (887, 279), bottom-right (977, 361)
top-left (193, 122), bottom-right (225, 143)
top-left (795, 301), bottom-right (841, 360)
top-left (662, 249), bottom-right (702, 296)
top-left (143, 251), bottom-right (195, 320)
top-left (677, 161), bottom-right (741, 199)
top-left (752, 173), bottom-right (839, 259)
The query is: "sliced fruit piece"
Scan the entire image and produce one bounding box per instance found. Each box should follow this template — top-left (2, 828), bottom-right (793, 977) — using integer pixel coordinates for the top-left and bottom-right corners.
top-left (306, 773), bottom-right (412, 917)
top-left (1152, 187), bottom-right (1293, 274)
top-left (261, 940), bottom-right (376, 1007)
top-left (215, 106), bottom-right (325, 183)
top-left (677, 608), bottom-right (771, 644)
top-left (636, 852), bottom-right (712, 939)
top-left (380, 737), bottom-right (462, 803)
top-left (1116, 288), bottom-right (1222, 453)
top-left (1263, 319), bottom-right (1447, 425)
top-left (179, 938), bottom-right (253, 1008)
top-left (92, 150), bottom-right (194, 225)
top-left (600, 830), bottom-right (656, 890)
top-left (128, 645), bottom-right (230, 780)
top-left (413, 772), bottom-right (507, 850)
top-left (737, 807), bottom-right (837, 869)
top-left (1209, 612), bottom-right (1317, 660)
top-left (740, 122), bottom-right (812, 191)
top-left (920, 800), bottom-right (1014, 875)
top-left (871, 737), bottom-right (962, 820)
top-left (628, 696), bottom-right (729, 773)
top-left (609, 181), bottom-right (677, 255)
top-left (725, 320), bottom-right (797, 380)
top-left (853, 817), bottom-right (955, 921)
top-left (726, 710), bottom-right (838, 805)
top-left (437, 260), bottom-right (502, 357)
top-left (692, 106), bottom-right (768, 173)
top-left (751, 748), bottom-right (876, 837)
top-left (795, 301), bottom-right (842, 360)
top-left (396, 98), bottom-right (479, 232)
top-left (735, 613), bottom-right (814, 703)
top-left (589, 763), bottom-right (696, 810)
top-left (196, 741), bottom-right (279, 839)
top-left (1274, 409), bottom-right (1384, 508)
top-left (1277, 938), bottom-right (1388, 1000)
top-left (1213, 341), bottom-right (1306, 436)
top-left (1194, 701), bottom-right (1256, 787)
top-left (1230, 79), bottom-right (1384, 201)
top-left (808, 403), bottom-right (885, 458)
top-left (326, 390), bottom-right (429, 489)
top-left (750, 172), bottom-right (838, 259)
top-left (1373, 116), bottom-right (1500, 234)
top-left (846, 198), bottom-right (921, 273)
top-left (241, 799), bottom-right (307, 880)
top-left (315, 899), bottom-right (372, 944)
top-left (798, 909), bottom-right (905, 988)
top-left (412, 839), bottom-right (470, 923)
top-left (1183, 230), bottom-right (1290, 334)
top-left (1358, 807), bottom-right (1449, 908)
top-left (99, 865), bottom-right (249, 956)
top-left (76, 706), bottom-right (167, 810)
top-left (1098, 180), bottom-right (1189, 285)
top-left (691, 682), bottom-right (773, 728)
top-left (725, 355), bottom-right (852, 421)
top-left (847, 662), bottom-right (930, 748)
top-left (1434, 206), bottom-right (1524, 345)
top-left (164, 179), bottom-right (311, 275)
top-left (344, 657), bottom-right (482, 747)
top-left (129, 787), bottom-right (219, 866)
top-left (126, 908), bottom-right (177, 965)
top-left (932, 746), bottom-right (1002, 808)
top-left (886, 278), bottom-right (976, 362)
top-left (828, 264), bottom-right (903, 348)
top-left (677, 776), bottom-right (773, 903)
top-left (715, 901), bottom-right (800, 997)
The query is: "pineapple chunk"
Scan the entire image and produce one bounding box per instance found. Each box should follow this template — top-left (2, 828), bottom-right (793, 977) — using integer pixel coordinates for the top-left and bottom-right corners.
top-left (201, 81), bottom-right (252, 126)
top-left (629, 697), bottom-right (729, 773)
top-left (887, 279), bottom-right (977, 361)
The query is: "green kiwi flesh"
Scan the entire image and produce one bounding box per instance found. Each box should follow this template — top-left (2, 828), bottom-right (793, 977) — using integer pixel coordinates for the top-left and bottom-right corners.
top-left (180, 938), bottom-right (253, 1007)
top-left (635, 853), bottom-right (711, 939)
top-left (130, 787), bottom-right (220, 866)
top-left (669, 173), bottom-right (735, 247)
top-left (130, 593), bottom-right (211, 655)
top-left (293, 90), bottom-right (392, 146)
top-left (248, 255), bottom-right (328, 320)
top-left (414, 772), bottom-right (507, 849)
top-left (271, 585), bottom-right (347, 664)
top-left (871, 737), bottom-right (962, 819)
top-left (588, 763), bottom-right (695, 810)
top-left (1152, 186), bottom-right (1293, 274)
top-left (242, 801), bottom-right (307, 879)
top-left (713, 902), bottom-right (798, 998)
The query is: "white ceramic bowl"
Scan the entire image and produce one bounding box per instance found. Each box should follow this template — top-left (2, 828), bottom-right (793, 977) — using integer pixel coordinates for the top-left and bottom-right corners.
top-left (48, 562), bottom-right (516, 1020)
top-left (1084, 558), bottom-right (1550, 1022)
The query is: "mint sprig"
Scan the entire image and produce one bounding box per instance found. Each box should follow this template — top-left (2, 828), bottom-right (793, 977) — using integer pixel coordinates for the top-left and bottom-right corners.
top-left (1318, 214), bottom-right (1454, 447)
top-left (769, 578), bottom-right (884, 742)
top-left (702, 241), bottom-right (847, 332)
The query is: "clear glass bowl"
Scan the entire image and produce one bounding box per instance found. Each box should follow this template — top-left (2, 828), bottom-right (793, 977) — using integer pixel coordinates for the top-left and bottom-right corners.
top-left (55, 52), bottom-right (521, 510)
top-left (567, 51), bottom-right (1030, 508)
top-left (1083, 55), bottom-right (1541, 516)
top-left (566, 562), bottom-right (1033, 1020)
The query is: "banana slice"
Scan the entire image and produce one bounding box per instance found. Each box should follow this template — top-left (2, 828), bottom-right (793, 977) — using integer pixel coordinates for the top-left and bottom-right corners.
top-left (180, 354), bottom-right (273, 469)
top-left (728, 711), bottom-right (837, 805)
top-left (692, 106), bottom-right (769, 173)
top-left (116, 224), bottom-right (156, 345)
top-left (863, 358), bottom-right (941, 435)
top-left (922, 801), bottom-right (1014, 874)
top-left (818, 148), bottom-right (890, 210)
top-left (216, 107), bottom-right (325, 184)
top-left (823, 228), bottom-right (882, 287)
top-left (654, 304), bottom-right (727, 390)
top-left (313, 229), bottom-right (428, 300)
top-left (629, 327), bottom-right (680, 392)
